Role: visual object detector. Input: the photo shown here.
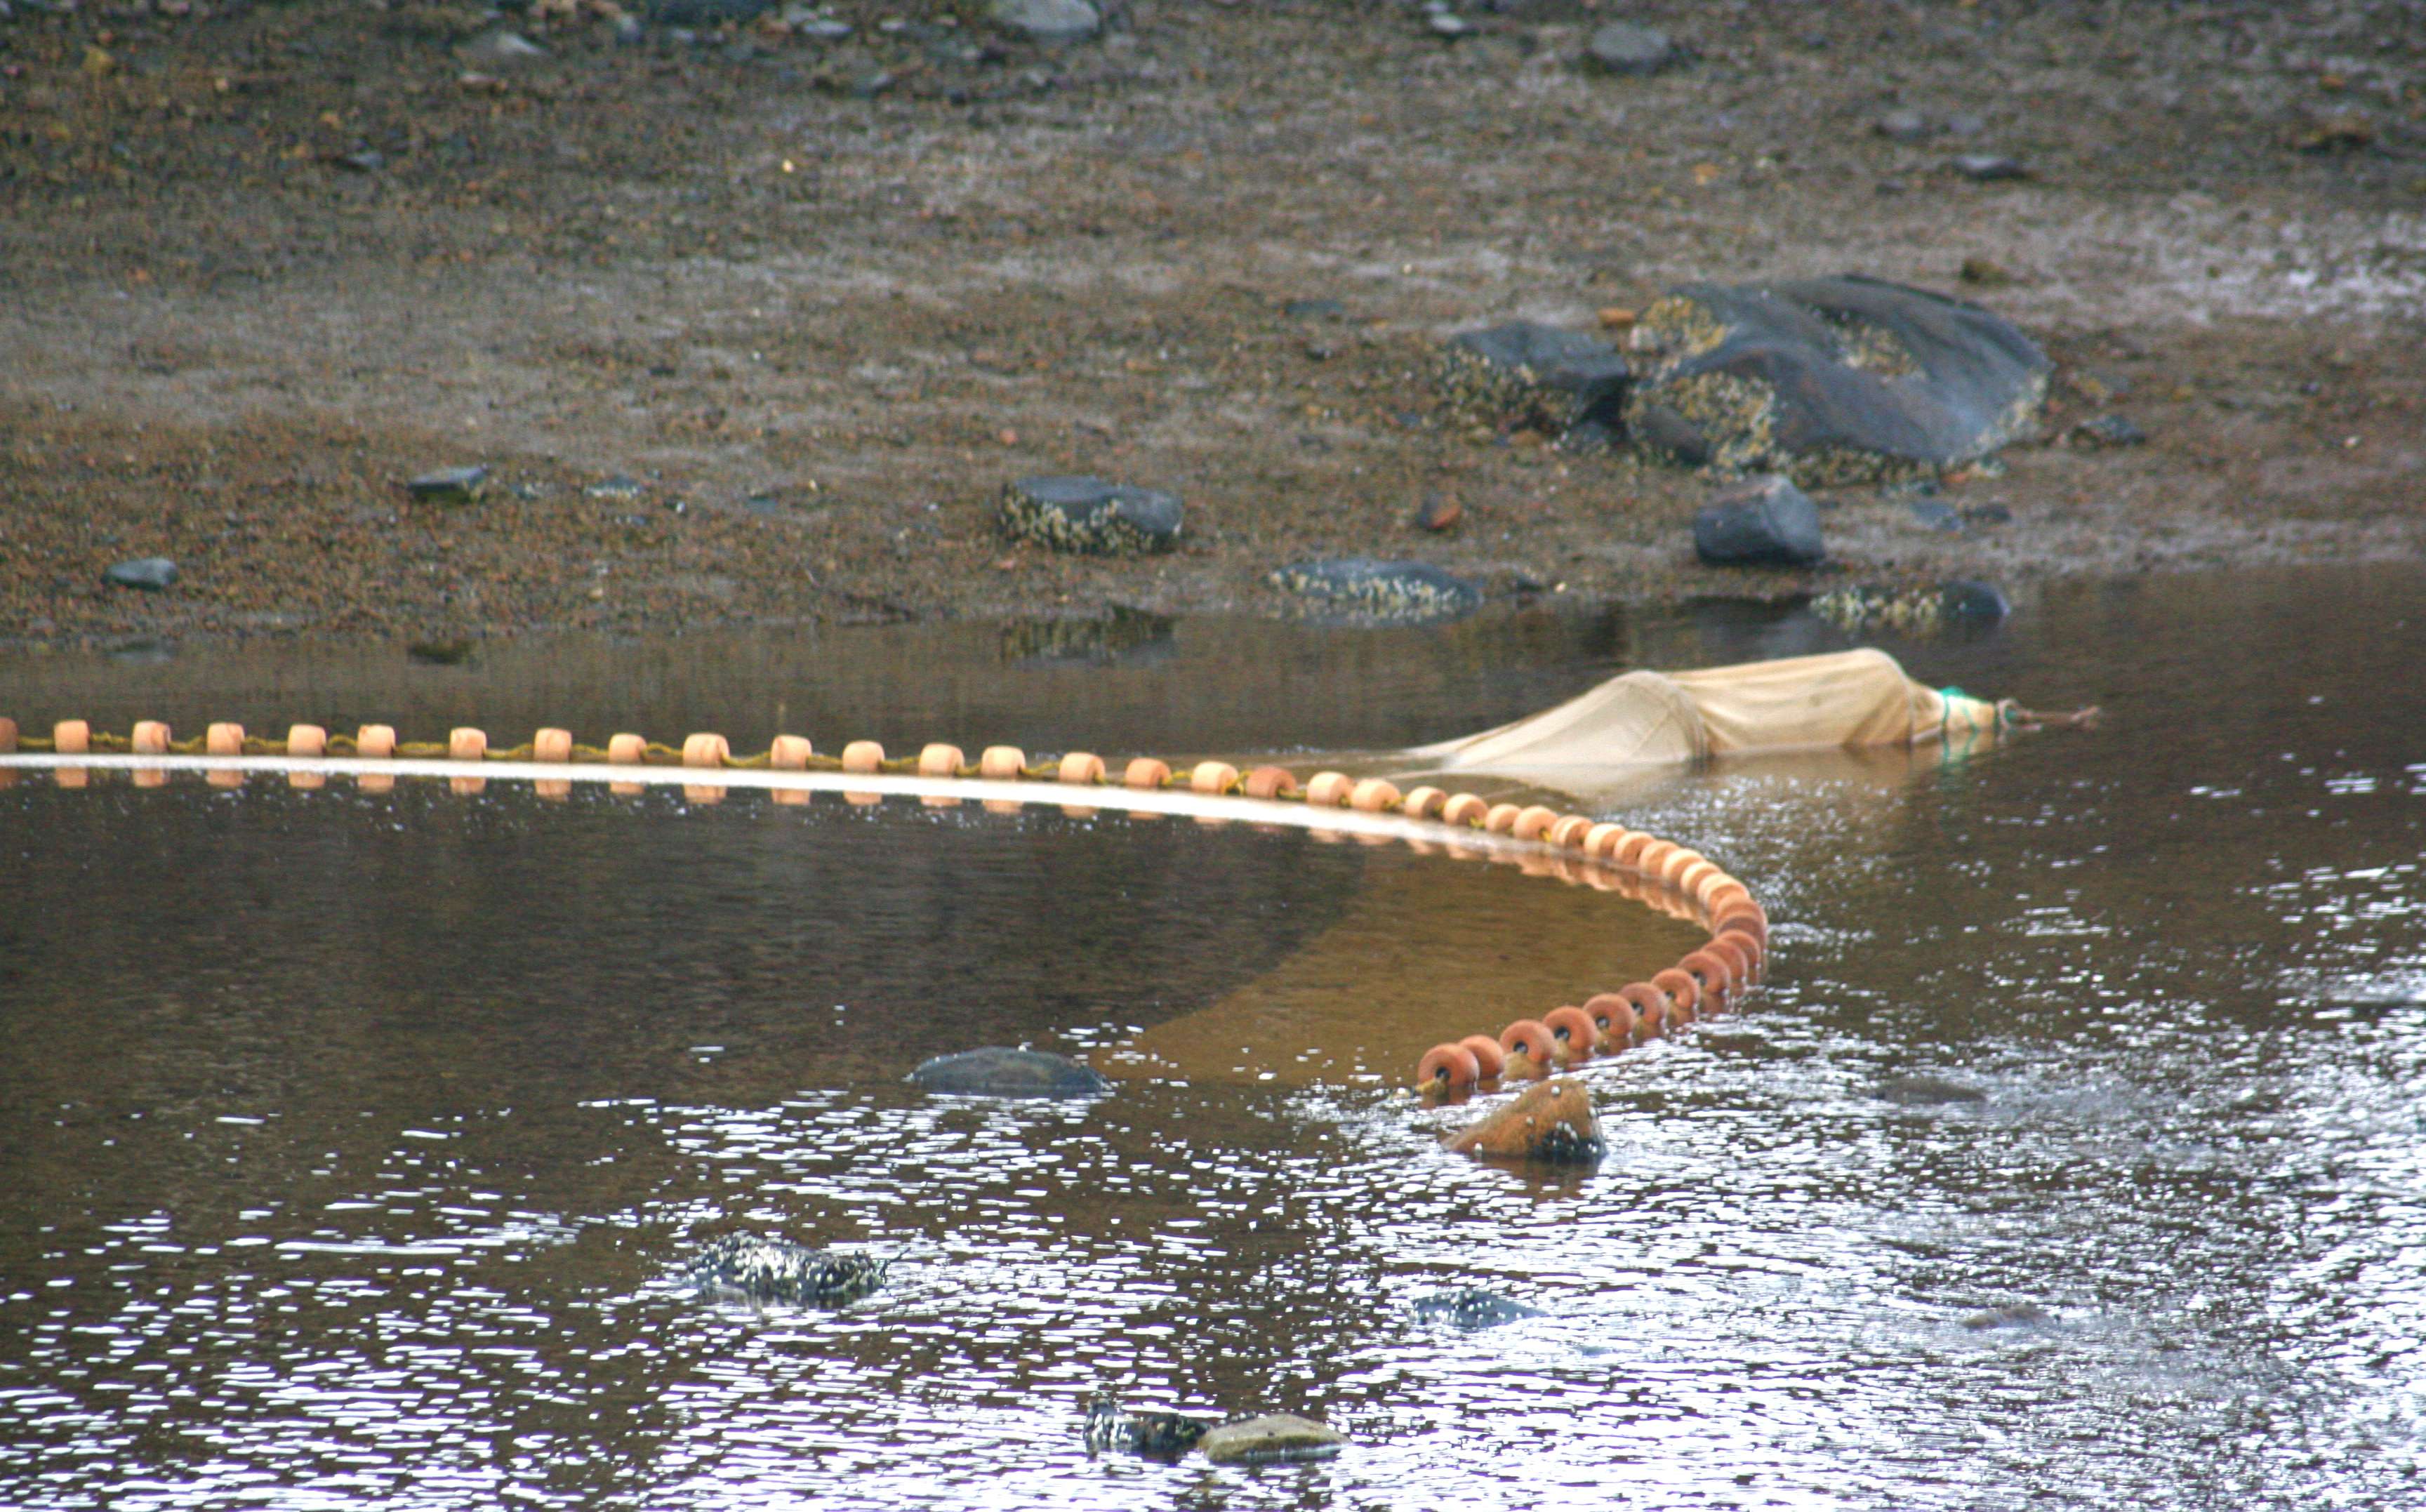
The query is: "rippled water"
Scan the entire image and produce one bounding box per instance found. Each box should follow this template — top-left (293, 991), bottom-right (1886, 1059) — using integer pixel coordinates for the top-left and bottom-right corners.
top-left (3, 568), bottom-right (2422, 1510)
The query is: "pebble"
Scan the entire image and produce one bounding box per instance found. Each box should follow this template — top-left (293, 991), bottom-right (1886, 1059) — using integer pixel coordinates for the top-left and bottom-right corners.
top-left (1940, 578), bottom-right (2011, 621)
top-left (1908, 500), bottom-right (1963, 532)
top-left (990, 0), bottom-right (1099, 44)
top-left (649, 0), bottom-right (774, 22)
top-left (2073, 413), bottom-right (2148, 447)
top-left (1694, 475), bottom-right (1827, 567)
top-left (908, 1047), bottom-right (1110, 1098)
top-left (458, 29), bottom-right (546, 67)
top-left (586, 475), bottom-right (644, 499)
top-left (406, 465), bottom-right (488, 503)
top-left (1198, 1415), bottom-right (1348, 1466)
top-left (1282, 297), bottom-right (1345, 321)
top-left (997, 475), bottom-right (1183, 556)
top-left (103, 556), bottom-right (178, 592)
top-left (337, 150), bottom-right (385, 173)
top-left (1958, 255), bottom-right (2015, 286)
top-left (1266, 558), bottom-right (1481, 621)
top-left (1951, 153), bottom-right (2028, 183)
top-left (1583, 20), bottom-right (1676, 76)
top-left (1875, 108), bottom-right (1933, 142)
top-left (1412, 493), bottom-right (1461, 532)
top-left (1426, 11), bottom-right (1476, 39)
top-left (1412, 1289), bottom-right (1542, 1329)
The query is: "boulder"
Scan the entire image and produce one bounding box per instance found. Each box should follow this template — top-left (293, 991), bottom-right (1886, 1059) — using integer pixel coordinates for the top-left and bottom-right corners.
top-left (686, 1233), bottom-right (888, 1304)
top-left (1267, 558), bottom-right (1481, 622)
top-left (1624, 274), bottom-right (2052, 486)
top-left (997, 476), bottom-right (1182, 556)
top-left (1693, 475), bottom-right (1826, 567)
top-left (1443, 1077), bottom-right (1604, 1163)
top-left (908, 1046), bottom-right (1109, 1098)
top-left (990, 0), bottom-right (1099, 43)
top-left (1198, 1414), bottom-right (1348, 1466)
top-left (1582, 21), bottom-right (1676, 76)
top-left (102, 557), bottom-right (178, 592)
top-left (1435, 321), bottom-right (1629, 441)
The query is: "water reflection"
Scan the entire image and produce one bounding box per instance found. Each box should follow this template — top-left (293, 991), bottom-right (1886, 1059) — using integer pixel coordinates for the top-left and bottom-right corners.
top-left (2, 568), bottom-right (2422, 1509)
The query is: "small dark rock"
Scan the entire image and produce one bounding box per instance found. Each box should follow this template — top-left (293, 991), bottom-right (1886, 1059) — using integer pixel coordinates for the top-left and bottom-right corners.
top-left (1412, 493), bottom-right (1462, 532)
top-left (1874, 108), bottom-right (1932, 142)
top-left (1907, 499), bottom-right (1963, 532)
top-left (851, 69), bottom-right (895, 98)
top-left (406, 465), bottom-right (488, 503)
top-left (1939, 578), bottom-right (2011, 621)
top-left (1267, 558), bottom-right (1483, 621)
top-left (1582, 20), bottom-right (1676, 76)
top-left (1282, 298), bottom-right (1346, 321)
top-left (649, 0), bottom-right (773, 22)
top-left (1426, 11), bottom-right (1476, 40)
top-left (2072, 413), bottom-right (2147, 447)
top-left (908, 1046), bottom-right (1109, 1098)
top-left (1943, 112), bottom-right (1987, 139)
top-left (990, 0), bottom-right (1099, 43)
top-left (1958, 256), bottom-right (2015, 287)
top-left (1951, 153), bottom-right (2029, 183)
top-left (1412, 1288), bottom-right (1542, 1330)
top-left (1961, 503), bottom-right (2014, 526)
top-left (102, 556), bottom-right (178, 592)
top-left (793, 17), bottom-right (854, 42)
top-left (1082, 1394), bottom-right (1212, 1457)
top-left (687, 1233), bottom-right (889, 1305)
top-left (1693, 475), bottom-right (1826, 567)
top-left (997, 475), bottom-right (1183, 556)
top-left (337, 149), bottom-right (385, 173)
top-left (407, 639), bottom-right (475, 666)
top-left (586, 474), bottom-right (645, 500)
top-left (1436, 321), bottom-right (1629, 439)
top-left (1631, 403), bottom-right (1711, 466)
top-left (1875, 1073), bottom-right (1987, 1106)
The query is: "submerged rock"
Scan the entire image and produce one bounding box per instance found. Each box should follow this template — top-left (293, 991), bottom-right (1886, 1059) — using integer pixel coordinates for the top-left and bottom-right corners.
top-left (1082, 1393), bottom-right (1212, 1456)
top-left (1875, 1073), bottom-right (1988, 1106)
top-left (1268, 558), bottom-right (1481, 621)
top-left (1412, 1288), bottom-right (1542, 1330)
top-left (1435, 321), bottom-right (1629, 442)
top-left (1198, 1414), bottom-right (1348, 1466)
top-left (687, 1233), bottom-right (889, 1304)
top-left (997, 475), bottom-right (1182, 556)
top-left (1444, 1078), bottom-right (1605, 1164)
top-left (1693, 474), bottom-right (1826, 567)
top-left (1961, 1301), bottom-right (2052, 1331)
top-left (908, 1046), bottom-right (1109, 1098)
top-left (1624, 274), bottom-right (2052, 487)
top-left (102, 557), bottom-right (178, 592)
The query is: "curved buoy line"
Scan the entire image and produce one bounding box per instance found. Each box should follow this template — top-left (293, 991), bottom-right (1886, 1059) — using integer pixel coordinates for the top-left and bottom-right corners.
top-left (0, 716), bottom-right (1768, 1099)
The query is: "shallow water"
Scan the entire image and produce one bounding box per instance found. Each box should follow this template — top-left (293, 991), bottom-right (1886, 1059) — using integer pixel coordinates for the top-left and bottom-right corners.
top-left (3, 568), bottom-right (2422, 1511)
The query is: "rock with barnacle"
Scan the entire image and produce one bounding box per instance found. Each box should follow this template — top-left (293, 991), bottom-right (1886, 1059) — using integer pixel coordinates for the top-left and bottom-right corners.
top-left (1267, 558), bottom-right (1482, 622)
top-left (686, 1234), bottom-right (889, 1305)
top-left (997, 475), bottom-right (1183, 556)
top-left (1082, 1393), bottom-right (1214, 1456)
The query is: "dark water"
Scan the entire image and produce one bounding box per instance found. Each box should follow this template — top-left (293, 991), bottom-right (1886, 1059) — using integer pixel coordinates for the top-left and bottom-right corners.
top-left (2, 569), bottom-right (2421, 1510)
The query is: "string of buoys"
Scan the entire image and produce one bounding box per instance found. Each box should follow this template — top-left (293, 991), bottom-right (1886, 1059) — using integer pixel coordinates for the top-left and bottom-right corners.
top-left (0, 713), bottom-right (1768, 1095)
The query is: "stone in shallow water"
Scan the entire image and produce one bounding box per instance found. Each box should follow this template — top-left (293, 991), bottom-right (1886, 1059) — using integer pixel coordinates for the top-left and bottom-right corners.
top-left (1412, 1288), bottom-right (1542, 1330)
top-left (908, 1047), bottom-right (1109, 1098)
top-left (103, 557), bottom-right (178, 592)
top-left (1198, 1414), bottom-right (1348, 1465)
top-left (1876, 1073), bottom-right (1987, 1106)
top-left (1082, 1394), bottom-right (1212, 1456)
top-left (1444, 1078), bottom-right (1605, 1164)
top-left (1694, 474), bottom-right (1825, 567)
top-left (1435, 321), bottom-right (1629, 441)
top-left (1267, 558), bottom-right (1481, 622)
top-left (1625, 274), bottom-right (2051, 487)
top-left (687, 1234), bottom-right (887, 1304)
top-left (997, 475), bottom-right (1182, 556)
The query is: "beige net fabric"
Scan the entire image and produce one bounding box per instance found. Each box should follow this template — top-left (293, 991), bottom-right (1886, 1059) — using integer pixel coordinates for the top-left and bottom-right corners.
top-left (1407, 649), bottom-right (2000, 780)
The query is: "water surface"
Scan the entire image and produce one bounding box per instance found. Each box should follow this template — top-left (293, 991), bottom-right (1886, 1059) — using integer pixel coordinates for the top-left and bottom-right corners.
top-left (3, 569), bottom-right (2421, 1510)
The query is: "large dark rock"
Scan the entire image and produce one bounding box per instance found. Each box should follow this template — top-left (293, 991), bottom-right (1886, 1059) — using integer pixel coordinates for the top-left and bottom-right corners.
top-left (1082, 1394), bottom-right (1212, 1456)
top-left (1625, 274), bottom-right (2052, 486)
top-left (997, 476), bottom-right (1182, 556)
top-left (1267, 558), bottom-right (1482, 622)
top-left (1436, 321), bottom-right (1629, 441)
top-left (908, 1046), bottom-right (1109, 1098)
top-left (1693, 475), bottom-right (1827, 567)
top-left (686, 1234), bottom-right (888, 1304)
